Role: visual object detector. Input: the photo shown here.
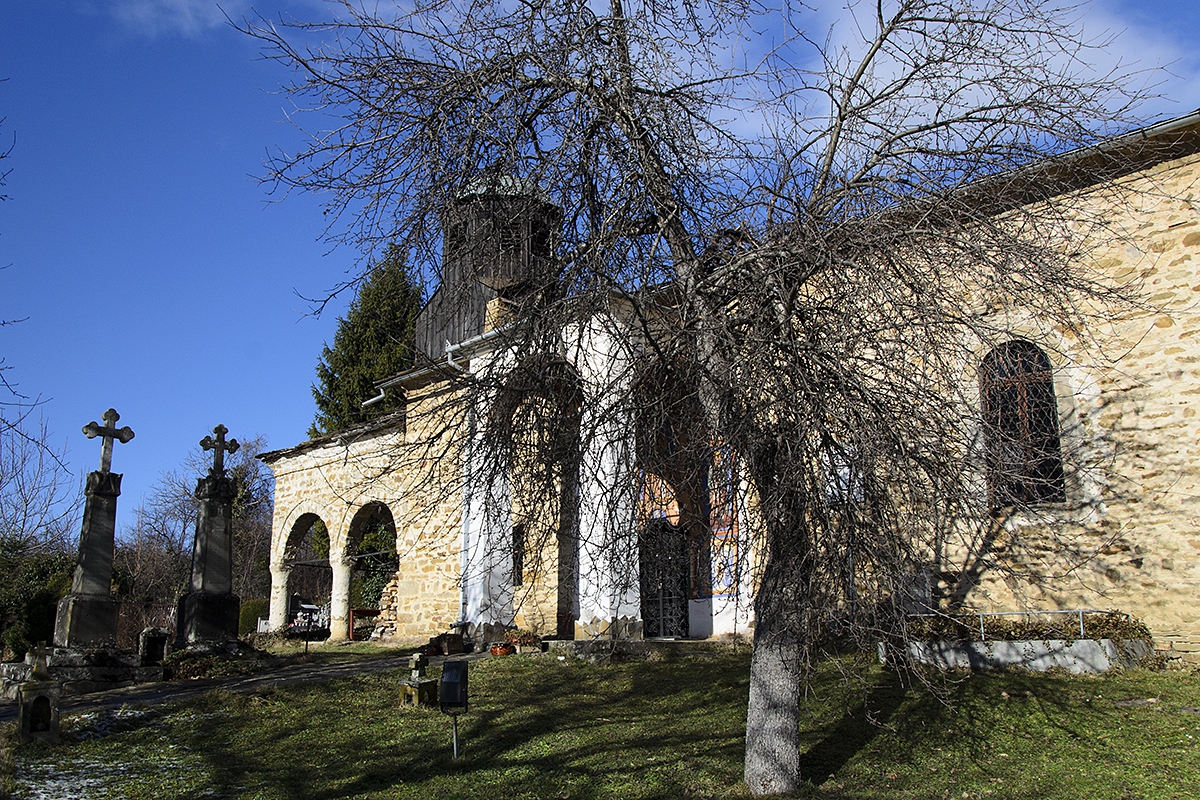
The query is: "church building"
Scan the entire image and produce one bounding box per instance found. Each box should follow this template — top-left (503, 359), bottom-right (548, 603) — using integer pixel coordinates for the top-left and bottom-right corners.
top-left (261, 112), bottom-right (1200, 661)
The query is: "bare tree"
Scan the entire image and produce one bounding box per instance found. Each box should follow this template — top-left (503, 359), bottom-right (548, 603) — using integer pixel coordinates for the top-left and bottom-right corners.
top-left (244, 0), bottom-right (1158, 793)
top-left (0, 408), bottom-right (78, 658)
top-left (0, 107), bottom-right (10, 206)
top-left (1, 104), bottom-right (31, 395)
top-left (114, 494), bottom-right (193, 641)
top-left (0, 406), bottom-right (78, 553)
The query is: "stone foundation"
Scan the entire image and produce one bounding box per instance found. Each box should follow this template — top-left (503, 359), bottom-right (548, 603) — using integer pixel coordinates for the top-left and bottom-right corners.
top-left (1, 648), bottom-right (162, 698)
top-left (575, 615), bottom-right (642, 640)
top-left (883, 639), bottom-right (1156, 674)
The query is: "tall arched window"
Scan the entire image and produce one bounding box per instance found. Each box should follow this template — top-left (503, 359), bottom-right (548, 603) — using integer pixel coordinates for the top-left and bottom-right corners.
top-left (980, 341), bottom-right (1066, 509)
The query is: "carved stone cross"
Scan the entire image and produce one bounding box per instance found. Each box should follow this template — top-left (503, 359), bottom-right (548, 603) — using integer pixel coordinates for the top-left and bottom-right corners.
top-left (82, 408), bottom-right (135, 474)
top-left (30, 641), bottom-right (52, 680)
top-left (200, 424), bottom-right (239, 475)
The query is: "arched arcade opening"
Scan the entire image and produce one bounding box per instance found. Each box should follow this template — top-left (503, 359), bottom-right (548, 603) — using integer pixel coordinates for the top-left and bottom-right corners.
top-left (269, 511), bottom-right (333, 636)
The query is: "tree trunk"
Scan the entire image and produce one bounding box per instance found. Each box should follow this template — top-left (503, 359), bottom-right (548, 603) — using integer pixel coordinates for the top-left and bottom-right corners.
top-left (744, 625), bottom-right (802, 795)
top-left (743, 447), bottom-right (808, 795)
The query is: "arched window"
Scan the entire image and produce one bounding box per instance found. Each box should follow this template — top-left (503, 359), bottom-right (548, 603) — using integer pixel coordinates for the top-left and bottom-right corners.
top-left (980, 341), bottom-right (1066, 509)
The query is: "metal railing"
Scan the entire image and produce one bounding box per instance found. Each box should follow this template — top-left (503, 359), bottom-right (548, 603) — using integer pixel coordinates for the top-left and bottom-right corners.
top-left (906, 609), bottom-right (1130, 641)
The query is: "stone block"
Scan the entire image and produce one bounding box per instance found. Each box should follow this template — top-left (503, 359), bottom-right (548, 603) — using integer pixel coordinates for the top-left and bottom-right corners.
top-left (400, 678), bottom-right (438, 707)
top-left (54, 595), bottom-right (120, 649)
top-left (176, 592), bottom-right (240, 645)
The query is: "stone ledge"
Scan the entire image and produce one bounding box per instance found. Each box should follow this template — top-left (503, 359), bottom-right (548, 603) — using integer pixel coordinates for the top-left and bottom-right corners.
top-left (0, 658), bottom-right (163, 699)
top-left (880, 639), bottom-right (1155, 674)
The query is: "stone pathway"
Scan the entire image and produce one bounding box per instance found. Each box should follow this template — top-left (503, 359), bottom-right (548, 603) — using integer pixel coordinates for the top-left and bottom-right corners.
top-left (0, 650), bottom-right (491, 724)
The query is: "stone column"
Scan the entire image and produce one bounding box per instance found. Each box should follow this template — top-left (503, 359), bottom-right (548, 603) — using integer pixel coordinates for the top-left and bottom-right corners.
top-left (190, 474), bottom-right (235, 594)
top-left (328, 558), bottom-right (353, 641)
top-left (54, 472), bottom-right (123, 649)
top-left (268, 563), bottom-right (292, 632)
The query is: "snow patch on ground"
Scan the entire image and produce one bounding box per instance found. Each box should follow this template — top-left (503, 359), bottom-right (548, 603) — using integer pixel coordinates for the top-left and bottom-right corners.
top-left (66, 706), bottom-right (159, 740)
top-left (12, 707), bottom-right (227, 799)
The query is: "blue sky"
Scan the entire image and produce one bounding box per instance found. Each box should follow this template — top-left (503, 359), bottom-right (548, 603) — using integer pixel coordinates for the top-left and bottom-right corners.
top-left (2, 0), bottom-right (1200, 530)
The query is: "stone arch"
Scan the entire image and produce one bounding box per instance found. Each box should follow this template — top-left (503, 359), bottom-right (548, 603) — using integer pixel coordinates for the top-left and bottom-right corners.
top-left (283, 512), bottom-right (326, 562)
top-left (329, 499), bottom-right (400, 562)
top-left (268, 500), bottom-right (336, 633)
top-left (273, 499), bottom-right (333, 564)
top-left (326, 500), bottom-right (401, 641)
top-left (630, 357), bottom-right (712, 638)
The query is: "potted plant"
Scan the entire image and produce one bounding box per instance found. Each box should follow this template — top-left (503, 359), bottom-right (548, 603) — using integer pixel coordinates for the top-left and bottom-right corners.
top-left (505, 629), bottom-right (542, 654)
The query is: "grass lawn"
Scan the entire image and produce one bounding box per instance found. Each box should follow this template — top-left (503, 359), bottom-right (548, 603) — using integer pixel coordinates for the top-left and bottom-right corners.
top-left (4, 647), bottom-right (1199, 799)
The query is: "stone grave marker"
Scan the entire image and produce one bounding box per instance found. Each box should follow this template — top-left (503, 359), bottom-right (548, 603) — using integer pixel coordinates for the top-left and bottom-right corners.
top-left (176, 425), bottom-right (241, 645)
top-left (54, 409), bottom-right (133, 649)
top-left (138, 627), bottom-right (171, 666)
top-left (17, 642), bottom-right (61, 744)
top-left (401, 652), bottom-right (438, 707)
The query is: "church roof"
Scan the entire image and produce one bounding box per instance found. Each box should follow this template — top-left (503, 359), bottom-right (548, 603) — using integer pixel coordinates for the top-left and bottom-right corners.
top-left (258, 409), bottom-right (405, 465)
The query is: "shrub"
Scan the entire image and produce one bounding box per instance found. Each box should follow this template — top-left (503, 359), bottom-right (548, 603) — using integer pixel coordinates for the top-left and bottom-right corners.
top-left (505, 629), bottom-right (541, 646)
top-left (0, 549), bottom-right (73, 660)
top-left (907, 611), bottom-right (1153, 642)
top-left (239, 598), bottom-right (270, 636)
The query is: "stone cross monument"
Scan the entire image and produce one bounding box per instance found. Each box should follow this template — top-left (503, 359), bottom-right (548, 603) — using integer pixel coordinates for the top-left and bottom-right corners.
top-left (176, 424), bottom-right (242, 645)
top-left (54, 409), bottom-right (134, 649)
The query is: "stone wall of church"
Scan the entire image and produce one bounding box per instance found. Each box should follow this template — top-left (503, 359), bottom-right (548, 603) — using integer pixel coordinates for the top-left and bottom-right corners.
top-left (966, 149), bottom-right (1200, 661)
top-left (384, 383), bottom-right (467, 640)
top-left (265, 141), bottom-right (1200, 656)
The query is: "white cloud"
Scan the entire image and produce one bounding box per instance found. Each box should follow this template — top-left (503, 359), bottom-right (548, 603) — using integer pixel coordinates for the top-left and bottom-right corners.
top-left (106, 0), bottom-right (246, 36)
top-left (1086, 0), bottom-right (1200, 117)
top-left (104, 0), bottom-right (329, 38)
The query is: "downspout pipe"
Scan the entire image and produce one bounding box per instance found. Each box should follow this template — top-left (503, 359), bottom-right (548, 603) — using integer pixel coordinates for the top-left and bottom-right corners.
top-left (445, 324), bottom-right (512, 371)
top-left (361, 389), bottom-right (387, 408)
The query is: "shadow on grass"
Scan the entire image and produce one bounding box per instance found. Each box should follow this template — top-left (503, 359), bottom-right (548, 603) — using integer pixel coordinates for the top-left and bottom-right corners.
top-left (288, 654), bottom-right (751, 799)
top-left (797, 669), bottom-right (907, 787)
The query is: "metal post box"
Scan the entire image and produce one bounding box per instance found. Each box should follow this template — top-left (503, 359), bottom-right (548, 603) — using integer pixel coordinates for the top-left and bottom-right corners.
top-left (440, 660), bottom-right (469, 713)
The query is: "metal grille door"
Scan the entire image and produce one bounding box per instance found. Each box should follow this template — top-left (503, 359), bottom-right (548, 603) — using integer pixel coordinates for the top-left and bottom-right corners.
top-left (639, 519), bottom-right (690, 638)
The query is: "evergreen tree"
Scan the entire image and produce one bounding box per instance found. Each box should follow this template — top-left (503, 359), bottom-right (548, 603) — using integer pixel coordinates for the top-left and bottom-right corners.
top-left (310, 247), bottom-right (422, 437)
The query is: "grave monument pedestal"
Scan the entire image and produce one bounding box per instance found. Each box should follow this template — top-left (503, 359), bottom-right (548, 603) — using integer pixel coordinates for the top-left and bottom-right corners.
top-left (176, 591), bottom-right (240, 644)
top-left (54, 471), bottom-right (123, 649)
top-left (53, 596), bottom-right (121, 651)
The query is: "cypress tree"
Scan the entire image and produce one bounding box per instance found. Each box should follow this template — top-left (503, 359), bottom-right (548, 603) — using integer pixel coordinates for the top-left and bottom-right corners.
top-left (310, 246), bottom-right (422, 437)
